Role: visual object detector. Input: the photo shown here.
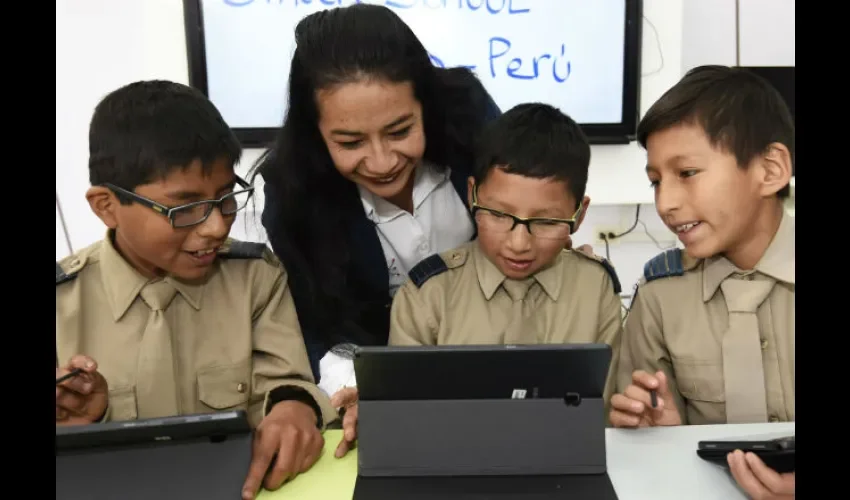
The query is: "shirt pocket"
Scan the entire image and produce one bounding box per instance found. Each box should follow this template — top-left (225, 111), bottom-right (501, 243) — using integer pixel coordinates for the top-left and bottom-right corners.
top-left (108, 387), bottom-right (138, 421)
top-left (672, 359), bottom-right (726, 403)
top-left (197, 360), bottom-right (252, 411)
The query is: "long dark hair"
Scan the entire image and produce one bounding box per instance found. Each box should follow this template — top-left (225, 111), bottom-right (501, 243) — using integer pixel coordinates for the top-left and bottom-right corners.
top-left (251, 4), bottom-right (490, 343)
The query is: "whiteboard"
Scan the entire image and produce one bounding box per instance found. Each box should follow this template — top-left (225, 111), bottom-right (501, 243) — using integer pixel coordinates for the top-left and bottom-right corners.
top-left (187, 0), bottom-right (642, 144)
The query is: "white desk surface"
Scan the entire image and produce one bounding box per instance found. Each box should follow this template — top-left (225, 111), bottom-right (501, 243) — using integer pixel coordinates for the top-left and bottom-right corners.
top-left (607, 422), bottom-right (795, 500)
top-left (266, 422), bottom-right (795, 499)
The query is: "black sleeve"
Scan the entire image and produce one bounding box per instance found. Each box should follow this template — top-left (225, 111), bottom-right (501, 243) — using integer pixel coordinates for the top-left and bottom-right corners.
top-left (261, 182), bottom-right (328, 380)
top-left (266, 386), bottom-right (323, 429)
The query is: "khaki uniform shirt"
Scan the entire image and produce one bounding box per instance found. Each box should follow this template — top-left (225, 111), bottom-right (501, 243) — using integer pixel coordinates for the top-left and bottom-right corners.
top-left (56, 232), bottom-right (336, 428)
top-left (389, 241), bottom-right (624, 404)
top-left (618, 213), bottom-right (795, 425)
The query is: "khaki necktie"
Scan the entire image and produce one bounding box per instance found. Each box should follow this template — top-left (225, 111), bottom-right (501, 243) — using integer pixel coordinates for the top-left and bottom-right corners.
top-left (502, 278), bottom-right (534, 344)
top-left (136, 280), bottom-right (180, 419)
top-left (720, 277), bottom-right (775, 423)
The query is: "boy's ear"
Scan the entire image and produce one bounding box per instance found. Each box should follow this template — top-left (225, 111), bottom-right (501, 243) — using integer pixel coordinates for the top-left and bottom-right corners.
top-left (86, 186), bottom-right (119, 229)
top-left (572, 196), bottom-right (591, 233)
top-left (758, 142), bottom-right (793, 197)
top-left (467, 176), bottom-right (476, 210)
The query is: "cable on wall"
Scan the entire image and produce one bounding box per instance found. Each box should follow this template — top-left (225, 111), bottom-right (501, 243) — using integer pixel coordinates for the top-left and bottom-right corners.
top-left (641, 15), bottom-right (665, 77)
top-left (597, 204), bottom-right (677, 319)
top-left (56, 191), bottom-right (74, 256)
top-left (599, 205), bottom-right (641, 262)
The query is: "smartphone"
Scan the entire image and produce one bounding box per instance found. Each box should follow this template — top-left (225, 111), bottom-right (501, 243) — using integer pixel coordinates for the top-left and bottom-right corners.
top-left (699, 435), bottom-right (794, 452)
top-left (696, 435), bottom-right (794, 473)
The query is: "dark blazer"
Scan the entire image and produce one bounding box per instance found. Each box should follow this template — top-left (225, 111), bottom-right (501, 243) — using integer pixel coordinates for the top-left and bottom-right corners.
top-left (263, 80), bottom-right (501, 379)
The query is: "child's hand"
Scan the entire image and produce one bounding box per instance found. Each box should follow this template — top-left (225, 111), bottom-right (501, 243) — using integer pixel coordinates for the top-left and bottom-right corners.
top-left (241, 399), bottom-right (324, 499)
top-left (331, 387), bottom-right (359, 458)
top-left (609, 370), bottom-right (682, 428)
top-left (56, 355), bottom-right (108, 426)
top-left (728, 450), bottom-right (795, 499)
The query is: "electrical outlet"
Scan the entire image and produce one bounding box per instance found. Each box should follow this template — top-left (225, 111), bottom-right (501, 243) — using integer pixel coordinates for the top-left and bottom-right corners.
top-left (596, 227), bottom-right (624, 245)
top-left (594, 225), bottom-right (678, 247)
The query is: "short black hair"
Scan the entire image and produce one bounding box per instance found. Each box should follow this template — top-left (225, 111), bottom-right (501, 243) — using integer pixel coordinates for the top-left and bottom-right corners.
top-left (637, 65), bottom-right (794, 198)
top-left (88, 80), bottom-right (241, 199)
top-left (473, 103), bottom-right (590, 206)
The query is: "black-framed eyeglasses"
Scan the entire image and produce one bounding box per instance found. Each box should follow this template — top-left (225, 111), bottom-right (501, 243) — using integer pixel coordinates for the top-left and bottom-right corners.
top-left (470, 185), bottom-right (583, 239)
top-left (104, 176), bottom-right (255, 228)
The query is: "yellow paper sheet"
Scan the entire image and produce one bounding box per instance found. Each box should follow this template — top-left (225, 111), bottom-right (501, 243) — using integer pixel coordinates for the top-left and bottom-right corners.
top-left (257, 430), bottom-right (357, 499)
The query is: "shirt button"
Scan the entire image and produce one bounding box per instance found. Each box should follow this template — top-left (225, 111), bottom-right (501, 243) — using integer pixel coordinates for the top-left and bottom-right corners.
top-left (768, 415), bottom-right (779, 423)
top-left (418, 243), bottom-right (429, 253)
top-left (761, 338), bottom-right (768, 350)
top-left (236, 383), bottom-right (247, 393)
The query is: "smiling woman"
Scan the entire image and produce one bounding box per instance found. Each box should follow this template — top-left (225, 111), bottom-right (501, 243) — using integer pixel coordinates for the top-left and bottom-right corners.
top-left (250, 3), bottom-right (502, 393)
top-left (316, 79), bottom-right (426, 212)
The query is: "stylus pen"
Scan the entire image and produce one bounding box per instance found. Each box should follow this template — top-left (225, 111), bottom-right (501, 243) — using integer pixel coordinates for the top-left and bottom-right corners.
top-left (650, 390), bottom-right (658, 409)
top-left (56, 368), bottom-right (84, 386)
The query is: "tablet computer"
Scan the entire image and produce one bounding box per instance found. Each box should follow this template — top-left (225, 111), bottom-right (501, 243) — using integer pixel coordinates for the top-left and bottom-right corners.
top-left (352, 344), bottom-right (617, 500)
top-left (56, 409), bottom-right (251, 451)
top-left (697, 435), bottom-right (795, 473)
top-left (354, 343), bottom-right (612, 402)
top-left (57, 410), bottom-right (253, 500)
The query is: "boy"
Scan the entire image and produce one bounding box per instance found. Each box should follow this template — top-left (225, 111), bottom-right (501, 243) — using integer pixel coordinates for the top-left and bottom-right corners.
top-left (332, 103), bottom-right (624, 457)
top-left (609, 66), bottom-right (795, 498)
top-left (55, 80), bottom-right (336, 500)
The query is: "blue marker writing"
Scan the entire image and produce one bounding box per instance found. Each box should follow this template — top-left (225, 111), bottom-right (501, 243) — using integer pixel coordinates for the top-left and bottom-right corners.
top-left (384, 0), bottom-right (529, 14)
top-left (489, 37), bottom-right (572, 83)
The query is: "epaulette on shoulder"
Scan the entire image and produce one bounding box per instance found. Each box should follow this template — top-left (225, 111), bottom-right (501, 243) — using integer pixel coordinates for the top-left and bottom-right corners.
top-left (56, 250), bottom-right (90, 286)
top-left (56, 261), bottom-right (79, 286)
top-left (573, 248), bottom-right (622, 295)
top-left (219, 240), bottom-right (268, 260)
top-left (408, 255), bottom-right (449, 289)
top-left (408, 248), bottom-right (469, 289)
top-left (643, 249), bottom-right (687, 283)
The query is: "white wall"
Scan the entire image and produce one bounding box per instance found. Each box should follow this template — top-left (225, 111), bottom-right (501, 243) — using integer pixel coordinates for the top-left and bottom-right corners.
top-left (56, 0), bottom-right (191, 256)
top-left (738, 0), bottom-right (796, 66)
top-left (55, 0), bottom-right (794, 300)
top-left (681, 0), bottom-right (738, 71)
top-left (681, 0), bottom-right (795, 70)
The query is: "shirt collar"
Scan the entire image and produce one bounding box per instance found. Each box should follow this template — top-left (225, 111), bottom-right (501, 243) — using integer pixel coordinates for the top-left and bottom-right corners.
top-left (473, 243), bottom-right (564, 301)
top-left (702, 211), bottom-right (795, 301)
top-left (533, 254), bottom-right (565, 300)
top-left (358, 161), bottom-right (450, 223)
top-left (100, 231), bottom-right (205, 320)
top-left (166, 275), bottom-right (204, 311)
